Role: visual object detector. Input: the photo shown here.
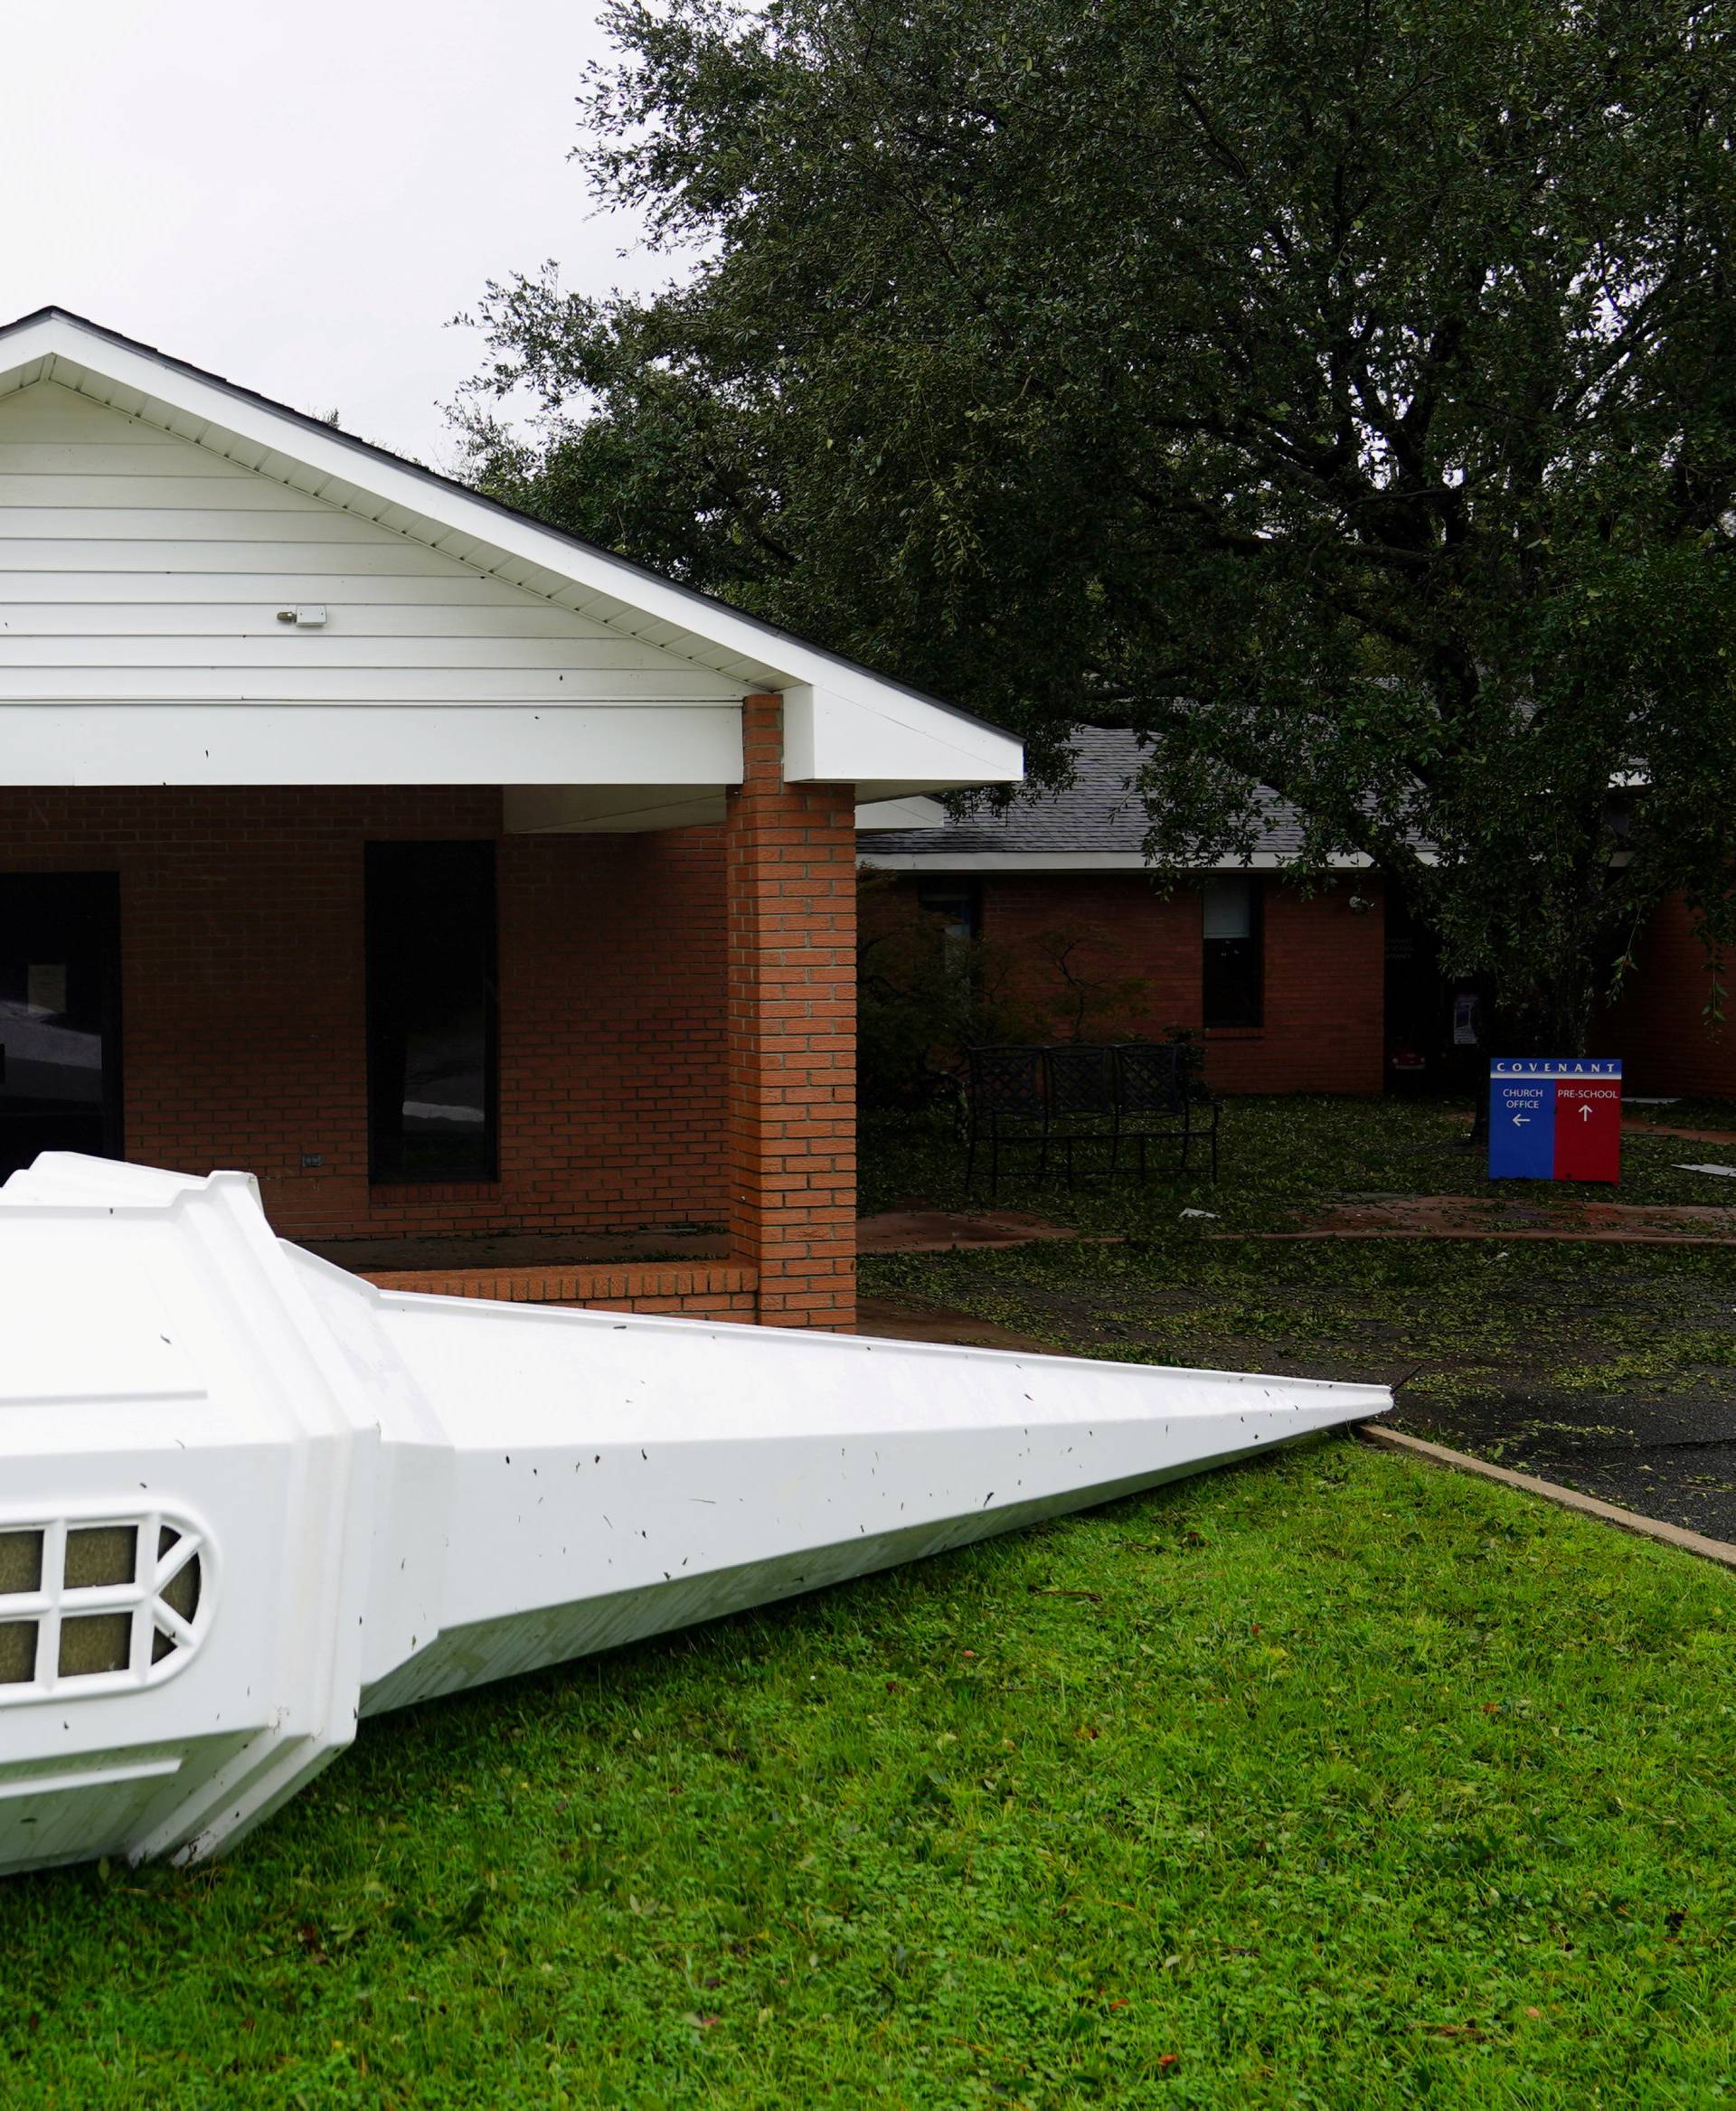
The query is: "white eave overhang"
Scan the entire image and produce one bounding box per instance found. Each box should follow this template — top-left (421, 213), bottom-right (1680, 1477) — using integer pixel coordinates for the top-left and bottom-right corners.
top-left (0, 310), bottom-right (1024, 806)
top-left (856, 848), bottom-right (1374, 872)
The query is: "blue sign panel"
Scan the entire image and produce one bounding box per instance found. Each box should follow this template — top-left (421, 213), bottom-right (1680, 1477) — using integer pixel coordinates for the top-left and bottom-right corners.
top-left (1489, 1074), bottom-right (1555, 1178)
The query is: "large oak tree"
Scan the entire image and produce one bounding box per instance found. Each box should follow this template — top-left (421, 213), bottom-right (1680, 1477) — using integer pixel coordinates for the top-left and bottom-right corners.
top-left (458, 0), bottom-right (1736, 1049)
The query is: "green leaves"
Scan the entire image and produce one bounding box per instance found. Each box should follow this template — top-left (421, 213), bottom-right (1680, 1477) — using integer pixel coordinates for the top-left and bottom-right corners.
top-left (460, 0), bottom-right (1736, 1047)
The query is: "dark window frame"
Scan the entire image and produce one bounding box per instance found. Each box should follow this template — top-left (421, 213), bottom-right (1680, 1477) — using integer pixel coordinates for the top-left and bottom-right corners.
top-left (1202, 873), bottom-right (1264, 1029)
top-left (364, 841), bottom-right (500, 1185)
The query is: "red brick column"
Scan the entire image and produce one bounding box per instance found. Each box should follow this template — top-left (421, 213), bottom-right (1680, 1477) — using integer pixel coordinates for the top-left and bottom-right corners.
top-left (725, 694), bottom-right (857, 1329)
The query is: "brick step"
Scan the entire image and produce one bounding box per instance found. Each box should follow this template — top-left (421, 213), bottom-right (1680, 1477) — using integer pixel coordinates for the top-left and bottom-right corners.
top-left (362, 1260), bottom-right (758, 1316)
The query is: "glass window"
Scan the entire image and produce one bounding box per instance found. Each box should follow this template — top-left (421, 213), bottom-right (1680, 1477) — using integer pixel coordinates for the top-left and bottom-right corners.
top-left (915, 881), bottom-right (980, 980)
top-left (365, 843), bottom-right (498, 1183)
top-left (1203, 874), bottom-right (1263, 1028)
top-left (0, 873), bottom-right (123, 1178)
top-left (915, 881), bottom-right (979, 947)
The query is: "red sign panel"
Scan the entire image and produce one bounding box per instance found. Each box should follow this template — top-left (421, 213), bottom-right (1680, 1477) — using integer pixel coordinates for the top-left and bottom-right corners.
top-left (1552, 1079), bottom-right (1622, 1183)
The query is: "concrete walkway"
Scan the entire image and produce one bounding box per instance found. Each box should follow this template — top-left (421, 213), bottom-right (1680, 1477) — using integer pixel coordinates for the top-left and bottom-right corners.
top-left (856, 1208), bottom-right (1118, 1254)
top-left (857, 1292), bottom-right (1060, 1355)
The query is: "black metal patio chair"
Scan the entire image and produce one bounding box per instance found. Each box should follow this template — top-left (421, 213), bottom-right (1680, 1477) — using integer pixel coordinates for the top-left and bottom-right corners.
top-left (1112, 1041), bottom-right (1221, 1182)
top-left (1043, 1042), bottom-right (1121, 1187)
top-left (962, 1045), bottom-right (1049, 1195)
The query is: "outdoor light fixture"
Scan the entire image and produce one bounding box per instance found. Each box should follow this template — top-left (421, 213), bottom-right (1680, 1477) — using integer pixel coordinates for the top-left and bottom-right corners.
top-left (0, 1154), bottom-right (1387, 1877)
top-left (1348, 894), bottom-right (1373, 915)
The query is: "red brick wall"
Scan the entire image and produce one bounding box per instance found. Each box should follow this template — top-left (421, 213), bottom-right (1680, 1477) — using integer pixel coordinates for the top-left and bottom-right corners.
top-left (1211, 879), bottom-right (1385, 1097)
top-left (973, 874), bottom-right (1198, 1043)
top-left (0, 787), bottom-right (730, 1245)
top-left (1591, 892), bottom-right (1734, 1094)
top-left (867, 871), bottom-right (1385, 1095)
top-left (726, 699), bottom-right (857, 1329)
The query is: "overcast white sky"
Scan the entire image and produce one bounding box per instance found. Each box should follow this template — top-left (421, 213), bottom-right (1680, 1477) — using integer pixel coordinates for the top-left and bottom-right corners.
top-left (0, 0), bottom-right (668, 468)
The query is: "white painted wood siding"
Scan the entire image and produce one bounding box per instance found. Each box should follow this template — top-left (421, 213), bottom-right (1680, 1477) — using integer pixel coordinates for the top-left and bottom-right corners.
top-left (0, 382), bottom-right (743, 708)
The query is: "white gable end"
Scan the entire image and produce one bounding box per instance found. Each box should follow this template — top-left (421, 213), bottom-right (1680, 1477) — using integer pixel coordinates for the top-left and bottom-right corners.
top-left (0, 382), bottom-right (748, 703)
top-left (0, 310), bottom-right (1024, 810)
top-left (0, 383), bottom-right (741, 798)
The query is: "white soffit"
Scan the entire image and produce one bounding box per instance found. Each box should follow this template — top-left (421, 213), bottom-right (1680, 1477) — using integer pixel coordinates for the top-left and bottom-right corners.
top-left (854, 794), bottom-right (947, 829)
top-left (0, 311), bottom-right (1024, 798)
top-left (503, 784), bottom-right (729, 834)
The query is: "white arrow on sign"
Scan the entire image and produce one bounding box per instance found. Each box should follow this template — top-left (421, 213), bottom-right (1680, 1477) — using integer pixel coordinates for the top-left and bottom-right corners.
top-left (1580, 1105), bottom-right (1592, 1123)
top-left (1513, 1113), bottom-right (1530, 1126)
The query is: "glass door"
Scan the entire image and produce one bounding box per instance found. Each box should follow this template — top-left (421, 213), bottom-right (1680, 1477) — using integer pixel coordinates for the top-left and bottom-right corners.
top-left (0, 875), bottom-right (123, 1179)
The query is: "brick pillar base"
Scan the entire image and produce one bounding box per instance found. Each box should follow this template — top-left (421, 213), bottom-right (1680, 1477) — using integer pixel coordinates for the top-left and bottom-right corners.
top-left (725, 694), bottom-right (856, 1330)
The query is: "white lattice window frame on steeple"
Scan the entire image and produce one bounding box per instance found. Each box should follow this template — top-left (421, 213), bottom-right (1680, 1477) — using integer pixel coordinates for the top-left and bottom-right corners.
top-left (0, 1506), bottom-right (213, 1705)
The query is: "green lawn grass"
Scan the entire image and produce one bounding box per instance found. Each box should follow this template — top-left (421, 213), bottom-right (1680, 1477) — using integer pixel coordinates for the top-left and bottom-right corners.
top-left (6, 1098), bottom-right (1736, 2106)
top-left (4, 1441), bottom-right (1734, 2108)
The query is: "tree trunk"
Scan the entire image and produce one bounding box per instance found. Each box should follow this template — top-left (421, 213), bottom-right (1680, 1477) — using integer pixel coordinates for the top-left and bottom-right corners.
top-left (1543, 962), bottom-right (1598, 1060)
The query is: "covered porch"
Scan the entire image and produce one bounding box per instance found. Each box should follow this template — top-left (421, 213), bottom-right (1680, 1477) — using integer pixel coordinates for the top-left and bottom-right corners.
top-left (0, 309), bottom-right (1023, 1327)
top-left (0, 704), bottom-right (857, 1325)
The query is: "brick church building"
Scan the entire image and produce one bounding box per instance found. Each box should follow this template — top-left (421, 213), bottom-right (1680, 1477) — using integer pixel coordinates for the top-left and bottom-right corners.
top-left (860, 729), bottom-right (1727, 1101)
top-left (0, 308), bottom-right (1022, 1331)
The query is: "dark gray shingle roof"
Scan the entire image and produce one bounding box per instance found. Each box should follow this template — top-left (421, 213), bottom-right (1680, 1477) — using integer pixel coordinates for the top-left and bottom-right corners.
top-left (860, 728), bottom-right (1309, 862)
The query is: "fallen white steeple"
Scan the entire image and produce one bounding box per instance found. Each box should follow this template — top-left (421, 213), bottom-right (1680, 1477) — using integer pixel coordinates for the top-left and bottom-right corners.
top-left (0, 1154), bottom-right (1387, 1875)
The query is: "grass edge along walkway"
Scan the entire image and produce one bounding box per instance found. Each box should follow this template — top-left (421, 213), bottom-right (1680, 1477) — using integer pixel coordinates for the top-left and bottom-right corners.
top-left (1357, 1422), bottom-right (1736, 1571)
